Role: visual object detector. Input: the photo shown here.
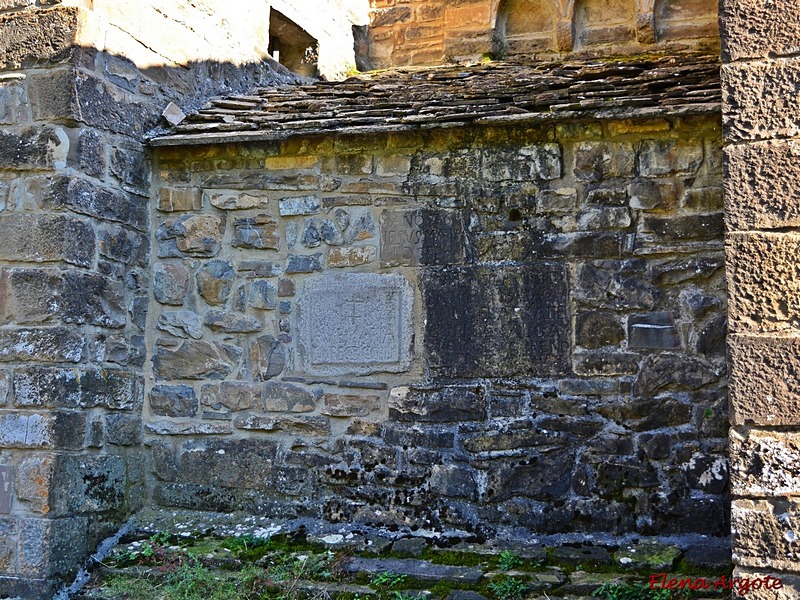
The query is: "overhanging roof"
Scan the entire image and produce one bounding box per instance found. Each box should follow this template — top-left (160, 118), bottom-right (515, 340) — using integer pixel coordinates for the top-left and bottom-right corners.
top-left (151, 55), bottom-right (721, 147)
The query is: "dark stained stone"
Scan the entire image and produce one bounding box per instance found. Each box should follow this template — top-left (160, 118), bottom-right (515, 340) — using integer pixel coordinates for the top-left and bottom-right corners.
top-left (286, 253), bottom-right (323, 273)
top-left (628, 312), bottom-right (681, 349)
top-left (342, 557), bottom-right (483, 584)
top-left (389, 386), bottom-right (485, 422)
top-left (423, 264), bottom-right (569, 377)
top-left (61, 271), bottom-right (126, 328)
top-left (149, 385), bottom-right (198, 418)
top-left (576, 312), bottom-right (624, 348)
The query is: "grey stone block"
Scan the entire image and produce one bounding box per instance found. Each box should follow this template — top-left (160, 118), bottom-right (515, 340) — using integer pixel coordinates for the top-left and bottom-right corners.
top-left (153, 263), bottom-right (190, 306)
top-left (48, 175), bottom-right (147, 231)
top-left (0, 214), bottom-right (94, 268)
top-left (149, 385), bottom-right (198, 418)
top-left (279, 195), bottom-right (321, 216)
top-left (196, 260), bottom-right (234, 306)
top-left (152, 339), bottom-right (240, 380)
top-left (285, 253), bottom-right (323, 274)
top-left (0, 327), bottom-right (83, 363)
top-left (297, 273), bottom-right (414, 376)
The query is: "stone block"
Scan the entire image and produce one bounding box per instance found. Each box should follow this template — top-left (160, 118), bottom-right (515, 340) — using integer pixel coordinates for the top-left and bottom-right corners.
top-left (0, 126), bottom-right (69, 170)
top-left (0, 327), bottom-right (83, 363)
top-left (30, 68), bottom-right (160, 138)
top-left (574, 142), bottom-right (635, 181)
top-left (19, 516), bottom-right (87, 578)
top-left (110, 144), bottom-right (150, 194)
top-left (104, 414), bottom-right (141, 446)
top-left (263, 383), bottom-right (315, 412)
top-left (248, 335), bottom-right (285, 381)
top-left (204, 189), bottom-right (269, 210)
top-left (285, 253), bottom-right (323, 273)
top-left (201, 382), bottom-right (263, 412)
top-left (321, 393), bottom-right (379, 417)
top-left (732, 498), bottom-right (800, 571)
top-left (145, 420), bottom-right (232, 435)
top-left (0, 7), bottom-right (79, 69)
top-left (149, 384), bottom-right (198, 418)
top-left (248, 280), bottom-right (277, 310)
top-left (389, 386), bottom-right (485, 422)
top-left (641, 213), bottom-right (724, 240)
top-left (297, 273), bottom-right (414, 376)
top-left (721, 0), bottom-right (800, 61)
top-left (731, 429), bottom-right (800, 496)
top-left (637, 139), bottom-right (704, 177)
top-left (98, 224), bottom-right (149, 267)
top-left (264, 155), bottom-right (319, 171)
top-left (729, 334), bottom-right (800, 426)
top-left (49, 175), bottom-right (147, 231)
top-left (574, 259), bottom-right (655, 310)
top-left (725, 140), bottom-right (800, 230)
top-left (157, 215), bottom-right (224, 257)
top-left (279, 196), bottom-right (321, 216)
top-left (0, 372), bottom-right (7, 407)
top-left (152, 339), bottom-right (240, 380)
top-left (204, 310), bottom-right (261, 333)
top-left (575, 312), bottom-right (624, 348)
top-left (13, 367), bottom-right (136, 410)
top-left (158, 187), bottom-right (202, 212)
top-left (328, 246), bottom-right (377, 268)
top-left (239, 261), bottom-right (282, 278)
top-left (723, 60), bottom-right (800, 143)
top-left (77, 129), bottom-right (105, 177)
top-left (232, 215), bottom-right (279, 249)
top-left (61, 271), bottom-right (126, 328)
top-left (0, 268), bottom-right (61, 325)
top-left (0, 214), bottom-right (94, 268)
top-left (424, 264), bottom-right (569, 377)
top-left (196, 260), bottom-right (234, 306)
top-left (178, 438), bottom-right (278, 489)
top-left (157, 310), bottom-right (203, 339)
top-left (380, 209), bottom-right (468, 267)
top-left (628, 180), bottom-right (677, 211)
top-left (49, 455), bottom-right (125, 514)
top-left (154, 263), bottom-right (190, 306)
top-left (627, 312), bottom-right (681, 349)
top-left (727, 232), bottom-right (800, 333)
top-left (0, 516), bottom-right (16, 572)
top-left (482, 144), bottom-right (561, 181)
top-left (633, 353), bottom-right (717, 398)
top-left (0, 413), bottom-right (57, 449)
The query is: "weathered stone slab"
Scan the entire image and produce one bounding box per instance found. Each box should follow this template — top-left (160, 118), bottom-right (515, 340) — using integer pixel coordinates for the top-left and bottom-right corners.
top-left (178, 438), bottom-right (278, 489)
top-left (201, 382), bottom-right (263, 412)
top-left (298, 273), bottom-right (414, 375)
top-left (380, 209), bottom-right (468, 267)
top-left (204, 189), bottom-right (269, 210)
top-left (232, 215), bottom-right (279, 249)
top-left (145, 420), bottom-right (233, 435)
top-left (342, 557), bottom-right (483, 584)
top-left (0, 328), bottom-right (83, 363)
top-left (264, 383), bottom-right (316, 412)
top-left (0, 7), bottom-right (79, 69)
top-left (732, 498), bottom-right (800, 571)
top-left (152, 339), bottom-right (240, 380)
top-left (149, 384), bottom-right (198, 418)
top-left (721, 0), bottom-right (800, 61)
top-left (423, 264), bottom-right (569, 377)
top-left (0, 465), bottom-right (11, 513)
top-left (322, 393), bottom-right (380, 417)
top-left (279, 196), bottom-right (321, 216)
top-left (0, 214), bottom-right (94, 268)
top-left (157, 215), bottom-right (224, 257)
top-left (154, 263), bottom-right (190, 306)
top-left (627, 312), bottom-right (680, 349)
top-left (13, 367), bottom-right (136, 410)
top-left (196, 260), bottom-right (234, 306)
top-left (389, 386), bottom-right (485, 422)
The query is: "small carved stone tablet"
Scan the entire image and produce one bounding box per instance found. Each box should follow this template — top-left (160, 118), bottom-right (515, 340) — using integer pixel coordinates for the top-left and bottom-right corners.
top-left (297, 273), bottom-right (413, 375)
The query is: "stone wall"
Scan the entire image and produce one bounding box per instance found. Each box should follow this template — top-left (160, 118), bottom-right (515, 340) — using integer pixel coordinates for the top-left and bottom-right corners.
top-left (150, 115), bottom-right (727, 539)
top-left (0, 1), bottom-right (362, 595)
top-left (722, 0), bottom-right (800, 596)
top-left (364, 0), bottom-right (719, 69)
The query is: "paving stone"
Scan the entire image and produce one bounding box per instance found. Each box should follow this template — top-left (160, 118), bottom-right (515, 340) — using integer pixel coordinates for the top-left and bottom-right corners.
top-left (342, 557), bottom-right (483, 584)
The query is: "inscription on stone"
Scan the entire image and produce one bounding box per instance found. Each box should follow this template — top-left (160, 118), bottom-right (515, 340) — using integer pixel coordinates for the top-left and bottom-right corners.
top-left (0, 465), bottom-right (10, 513)
top-left (381, 209), bottom-right (467, 267)
top-left (423, 264), bottom-right (569, 377)
top-left (298, 273), bottom-right (413, 375)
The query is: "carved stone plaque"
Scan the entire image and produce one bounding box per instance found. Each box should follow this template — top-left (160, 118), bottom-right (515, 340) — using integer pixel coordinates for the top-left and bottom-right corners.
top-left (380, 209), bottom-right (467, 267)
top-left (298, 273), bottom-right (413, 375)
top-left (423, 264), bottom-right (569, 377)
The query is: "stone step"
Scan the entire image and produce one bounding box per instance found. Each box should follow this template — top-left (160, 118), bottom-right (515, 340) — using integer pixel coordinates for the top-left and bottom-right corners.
top-left (341, 556), bottom-right (484, 584)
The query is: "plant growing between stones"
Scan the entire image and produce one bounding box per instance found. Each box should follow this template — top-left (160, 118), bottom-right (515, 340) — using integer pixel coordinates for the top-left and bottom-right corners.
top-left (487, 575), bottom-right (527, 600)
top-left (592, 581), bottom-right (679, 600)
top-left (497, 550), bottom-right (524, 571)
top-left (372, 571), bottom-right (408, 589)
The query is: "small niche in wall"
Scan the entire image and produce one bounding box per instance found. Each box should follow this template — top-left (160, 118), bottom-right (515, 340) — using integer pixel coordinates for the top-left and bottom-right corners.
top-left (269, 8), bottom-right (319, 78)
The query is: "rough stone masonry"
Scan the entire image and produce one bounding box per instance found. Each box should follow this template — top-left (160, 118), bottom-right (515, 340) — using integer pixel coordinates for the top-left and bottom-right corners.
top-left (8, 0), bottom-right (798, 596)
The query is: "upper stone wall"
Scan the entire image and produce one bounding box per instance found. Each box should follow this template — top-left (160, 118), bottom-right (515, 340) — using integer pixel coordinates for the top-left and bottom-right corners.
top-left (2, 0), bottom-right (368, 79)
top-left (364, 0), bottom-right (719, 68)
